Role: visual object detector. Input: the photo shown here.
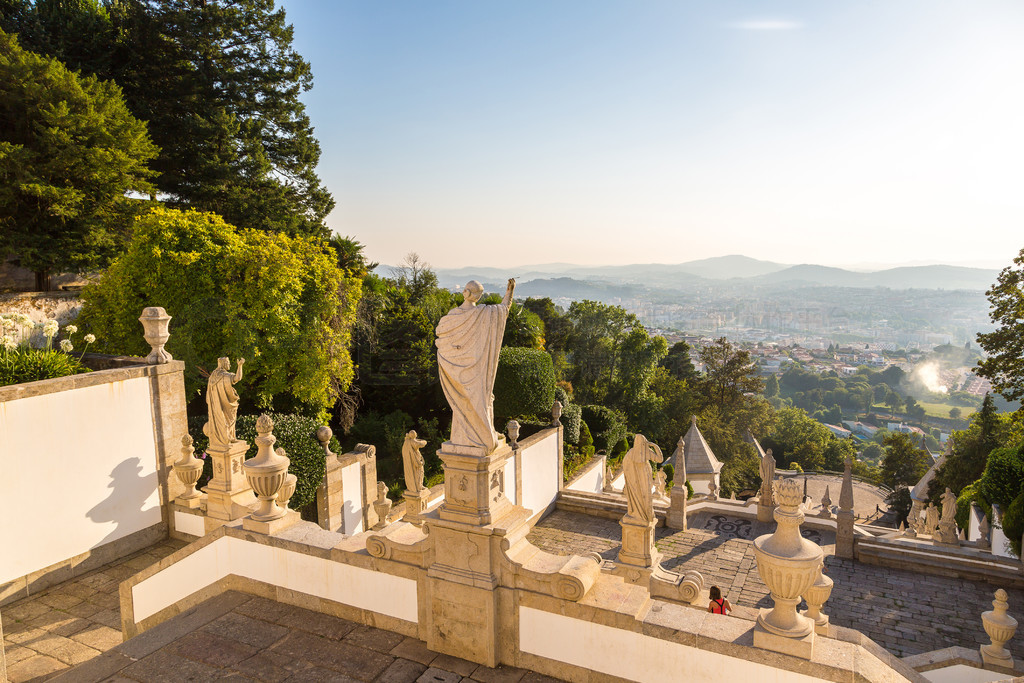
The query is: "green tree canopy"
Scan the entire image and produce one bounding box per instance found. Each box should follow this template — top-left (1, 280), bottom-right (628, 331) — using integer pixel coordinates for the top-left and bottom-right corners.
top-left (0, 29), bottom-right (157, 288)
top-left (880, 432), bottom-right (932, 490)
top-left (977, 248), bottom-right (1024, 404)
top-left (77, 207), bottom-right (360, 416)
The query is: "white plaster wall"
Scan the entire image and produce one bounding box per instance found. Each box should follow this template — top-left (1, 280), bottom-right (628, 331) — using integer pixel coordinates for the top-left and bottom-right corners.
top-left (991, 524), bottom-right (1014, 559)
top-left (566, 458), bottom-right (604, 493)
top-left (504, 453), bottom-right (517, 506)
top-left (131, 535), bottom-right (418, 624)
top-left (610, 472), bottom-right (624, 492)
top-left (520, 607), bottom-right (826, 683)
top-left (520, 431), bottom-right (559, 517)
top-left (340, 462), bottom-right (363, 535)
top-left (969, 507), bottom-right (983, 543)
top-left (921, 664), bottom-right (1013, 683)
top-left (0, 377), bottom-right (162, 584)
top-left (174, 510), bottom-right (205, 538)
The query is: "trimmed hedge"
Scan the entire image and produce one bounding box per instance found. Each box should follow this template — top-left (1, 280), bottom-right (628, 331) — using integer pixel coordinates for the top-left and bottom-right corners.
top-left (561, 403), bottom-right (582, 444)
top-left (188, 412), bottom-right (339, 518)
top-left (581, 405), bottom-right (627, 453)
top-left (494, 347), bottom-right (555, 420)
top-left (978, 444), bottom-right (1024, 510)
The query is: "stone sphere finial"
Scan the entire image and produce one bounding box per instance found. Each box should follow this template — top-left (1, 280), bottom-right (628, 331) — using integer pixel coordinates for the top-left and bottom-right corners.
top-left (316, 425), bottom-right (332, 445)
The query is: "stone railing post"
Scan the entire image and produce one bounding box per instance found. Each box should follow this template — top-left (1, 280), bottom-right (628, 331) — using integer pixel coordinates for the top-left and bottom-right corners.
top-left (316, 426), bottom-right (343, 531)
top-left (835, 456), bottom-right (855, 559)
top-left (753, 478), bottom-right (823, 659)
top-left (981, 589), bottom-right (1018, 668)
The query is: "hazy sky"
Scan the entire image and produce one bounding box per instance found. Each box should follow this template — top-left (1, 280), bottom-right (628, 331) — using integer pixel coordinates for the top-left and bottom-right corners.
top-left (279, 1), bottom-right (1024, 270)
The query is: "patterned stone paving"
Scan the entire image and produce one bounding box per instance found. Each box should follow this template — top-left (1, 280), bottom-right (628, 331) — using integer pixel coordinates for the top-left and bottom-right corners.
top-left (1, 538), bottom-right (187, 683)
top-left (528, 508), bottom-right (1024, 661)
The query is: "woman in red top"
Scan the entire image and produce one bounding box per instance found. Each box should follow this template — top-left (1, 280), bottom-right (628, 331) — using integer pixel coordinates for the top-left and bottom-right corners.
top-left (707, 585), bottom-right (732, 615)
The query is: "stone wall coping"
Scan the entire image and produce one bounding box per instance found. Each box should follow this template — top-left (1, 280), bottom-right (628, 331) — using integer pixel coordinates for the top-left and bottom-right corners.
top-left (858, 536), bottom-right (1022, 568)
top-left (901, 644), bottom-right (1023, 677)
top-left (0, 358), bottom-right (185, 403)
top-left (516, 425), bottom-right (558, 451)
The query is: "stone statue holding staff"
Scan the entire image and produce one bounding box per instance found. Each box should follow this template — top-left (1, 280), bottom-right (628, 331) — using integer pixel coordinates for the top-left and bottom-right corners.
top-left (204, 356), bottom-right (244, 449)
top-left (436, 278), bottom-right (515, 453)
top-left (402, 430), bottom-right (427, 493)
top-left (623, 434), bottom-right (664, 524)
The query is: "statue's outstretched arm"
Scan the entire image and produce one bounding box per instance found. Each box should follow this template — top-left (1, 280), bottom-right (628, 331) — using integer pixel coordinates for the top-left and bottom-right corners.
top-left (234, 358), bottom-right (245, 384)
top-left (502, 278), bottom-right (515, 306)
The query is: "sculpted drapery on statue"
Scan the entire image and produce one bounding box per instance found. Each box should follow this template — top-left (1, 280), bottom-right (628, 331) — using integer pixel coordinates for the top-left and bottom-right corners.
top-left (436, 278), bottom-right (514, 453)
top-left (623, 434), bottom-right (664, 524)
top-left (760, 448), bottom-right (776, 506)
top-left (403, 430), bottom-right (427, 493)
top-left (204, 357), bottom-right (245, 449)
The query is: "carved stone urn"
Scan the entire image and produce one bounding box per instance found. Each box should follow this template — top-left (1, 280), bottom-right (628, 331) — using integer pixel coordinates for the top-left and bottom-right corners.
top-left (138, 307), bottom-right (173, 364)
top-left (173, 434), bottom-right (204, 503)
top-left (243, 415), bottom-right (290, 522)
top-left (981, 589), bottom-right (1018, 667)
top-left (802, 563), bottom-right (833, 634)
top-left (276, 466), bottom-right (297, 511)
top-left (506, 420), bottom-right (520, 449)
top-left (753, 478), bottom-right (823, 641)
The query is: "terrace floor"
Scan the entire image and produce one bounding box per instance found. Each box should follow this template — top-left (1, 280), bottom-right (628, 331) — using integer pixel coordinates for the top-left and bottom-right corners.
top-left (527, 508), bottom-right (1024, 660)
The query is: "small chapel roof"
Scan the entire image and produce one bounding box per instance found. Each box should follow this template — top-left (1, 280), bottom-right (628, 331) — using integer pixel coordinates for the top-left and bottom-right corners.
top-left (683, 415), bottom-right (723, 475)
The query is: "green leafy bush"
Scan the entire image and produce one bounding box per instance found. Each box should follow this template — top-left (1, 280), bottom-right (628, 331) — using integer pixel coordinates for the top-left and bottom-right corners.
top-left (1003, 488), bottom-right (1024, 558)
top-left (561, 403), bottom-right (582, 444)
top-left (685, 480), bottom-right (694, 499)
top-left (954, 482), bottom-right (986, 530)
top-left (663, 463), bottom-right (674, 484)
top-left (493, 347), bottom-right (555, 420)
top-left (978, 444), bottom-right (1024, 509)
top-left (0, 347), bottom-right (89, 387)
top-left (188, 412), bottom-right (337, 517)
top-left (554, 385), bottom-right (569, 407)
top-left (789, 462), bottom-right (803, 473)
top-left (78, 207), bottom-right (361, 417)
top-left (581, 405), bottom-right (627, 453)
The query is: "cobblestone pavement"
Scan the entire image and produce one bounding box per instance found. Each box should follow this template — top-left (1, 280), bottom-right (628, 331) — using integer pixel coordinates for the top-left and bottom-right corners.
top-left (1, 538), bottom-right (187, 682)
top-left (54, 591), bottom-right (562, 683)
top-left (528, 508), bottom-right (1024, 661)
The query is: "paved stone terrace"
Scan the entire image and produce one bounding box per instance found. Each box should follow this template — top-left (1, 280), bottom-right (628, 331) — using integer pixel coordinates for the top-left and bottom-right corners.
top-left (2, 538), bottom-right (187, 682)
top-left (527, 508), bottom-right (1024, 661)
top-left (54, 591), bottom-right (561, 683)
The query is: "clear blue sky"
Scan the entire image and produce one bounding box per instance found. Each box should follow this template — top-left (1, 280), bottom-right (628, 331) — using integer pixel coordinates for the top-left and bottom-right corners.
top-left (279, 0), bottom-right (1024, 270)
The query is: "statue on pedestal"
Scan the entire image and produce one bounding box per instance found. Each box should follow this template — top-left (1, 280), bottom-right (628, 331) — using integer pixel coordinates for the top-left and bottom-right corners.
top-left (402, 430), bottom-right (427, 493)
top-left (436, 279), bottom-right (514, 453)
top-left (760, 448), bottom-right (776, 506)
top-left (940, 488), bottom-right (957, 524)
top-left (204, 357), bottom-right (245, 449)
top-left (623, 435), bottom-right (663, 524)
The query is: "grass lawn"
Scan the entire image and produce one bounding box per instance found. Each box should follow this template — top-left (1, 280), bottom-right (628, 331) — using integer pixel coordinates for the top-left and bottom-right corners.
top-left (919, 401), bottom-right (976, 420)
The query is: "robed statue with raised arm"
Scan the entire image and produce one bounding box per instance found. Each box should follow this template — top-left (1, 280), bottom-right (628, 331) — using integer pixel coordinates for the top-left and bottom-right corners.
top-left (436, 278), bottom-right (515, 453)
top-left (203, 356), bottom-right (244, 449)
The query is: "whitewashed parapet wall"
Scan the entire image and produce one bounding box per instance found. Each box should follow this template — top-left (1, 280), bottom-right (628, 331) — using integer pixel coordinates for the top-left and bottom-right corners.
top-left (565, 454), bottom-right (606, 494)
top-left (0, 357), bottom-right (187, 604)
top-left (511, 426), bottom-right (561, 523)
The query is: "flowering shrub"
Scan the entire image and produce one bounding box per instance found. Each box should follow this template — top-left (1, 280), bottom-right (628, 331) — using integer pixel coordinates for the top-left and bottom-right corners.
top-left (0, 315), bottom-right (92, 387)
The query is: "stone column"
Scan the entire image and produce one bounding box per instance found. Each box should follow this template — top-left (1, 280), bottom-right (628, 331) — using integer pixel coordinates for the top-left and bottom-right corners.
top-left (204, 438), bottom-right (254, 531)
top-left (753, 478), bottom-right (823, 659)
top-left (835, 456), bottom-right (855, 559)
top-left (666, 485), bottom-right (688, 530)
top-left (316, 426), bottom-right (343, 531)
top-left (981, 589), bottom-right (1018, 668)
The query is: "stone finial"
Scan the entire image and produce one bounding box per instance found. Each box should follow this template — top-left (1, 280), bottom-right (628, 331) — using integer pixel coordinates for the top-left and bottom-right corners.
top-left (551, 400), bottom-right (562, 426)
top-left (981, 589), bottom-right (1018, 668)
top-left (372, 481), bottom-right (393, 530)
top-left (839, 456), bottom-right (854, 512)
top-left (752, 477), bottom-right (823, 658)
top-left (803, 563), bottom-right (833, 635)
top-left (139, 306), bottom-right (172, 364)
top-left (507, 419), bottom-right (521, 449)
top-left (708, 479), bottom-right (718, 501)
top-left (316, 426), bottom-right (336, 457)
top-left (172, 433), bottom-right (203, 503)
top-left (979, 509), bottom-right (991, 549)
top-left (243, 415), bottom-right (290, 522)
top-left (818, 486), bottom-right (833, 519)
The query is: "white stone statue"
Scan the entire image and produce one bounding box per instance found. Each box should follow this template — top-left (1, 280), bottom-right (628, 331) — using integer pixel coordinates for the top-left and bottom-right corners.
top-left (941, 487), bottom-right (957, 524)
top-left (623, 435), bottom-right (663, 524)
top-left (925, 502), bottom-right (939, 536)
top-left (203, 356), bottom-right (245, 449)
top-left (436, 278), bottom-right (514, 452)
top-left (760, 448), bottom-right (776, 506)
top-left (654, 468), bottom-right (667, 500)
top-left (402, 430), bottom-right (427, 493)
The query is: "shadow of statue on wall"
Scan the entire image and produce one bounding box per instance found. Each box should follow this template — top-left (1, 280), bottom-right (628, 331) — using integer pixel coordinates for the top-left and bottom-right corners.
top-left (86, 457), bottom-right (161, 548)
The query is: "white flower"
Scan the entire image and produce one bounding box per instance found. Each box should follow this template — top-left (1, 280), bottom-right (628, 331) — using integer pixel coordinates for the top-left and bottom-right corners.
top-left (84, 334), bottom-right (96, 344)
top-left (65, 324), bottom-right (78, 335)
top-left (0, 318), bottom-right (14, 333)
top-left (17, 314), bottom-right (33, 327)
top-left (43, 320), bottom-right (59, 338)
top-left (2, 335), bottom-right (16, 350)
top-left (59, 339), bottom-right (73, 352)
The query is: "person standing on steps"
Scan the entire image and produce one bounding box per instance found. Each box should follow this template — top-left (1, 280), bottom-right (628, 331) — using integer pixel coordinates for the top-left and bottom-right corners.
top-left (708, 585), bottom-right (732, 615)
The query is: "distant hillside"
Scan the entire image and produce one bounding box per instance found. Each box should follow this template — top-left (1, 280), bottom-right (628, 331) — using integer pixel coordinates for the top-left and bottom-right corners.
top-left (752, 264), bottom-right (997, 290)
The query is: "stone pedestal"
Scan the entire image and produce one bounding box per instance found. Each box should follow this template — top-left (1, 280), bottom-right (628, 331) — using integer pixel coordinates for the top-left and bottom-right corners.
top-left (835, 510), bottom-right (855, 560)
top-left (404, 489), bottom-right (431, 526)
top-left (243, 508), bottom-right (300, 534)
top-left (757, 502), bottom-right (774, 523)
top-left (666, 486), bottom-right (687, 530)
top-left (438, 441), bottom-right (513, 526)
top-left (937, 521), bottom-right (959, 546)
top-left (205, 440), bottom-right (255, 530)
top-left (316, 426), bottom-right (343, 531)
top-left (619, 518), bottom-right (660, 568)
